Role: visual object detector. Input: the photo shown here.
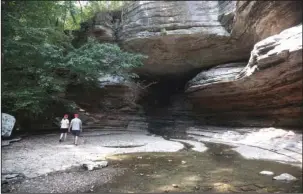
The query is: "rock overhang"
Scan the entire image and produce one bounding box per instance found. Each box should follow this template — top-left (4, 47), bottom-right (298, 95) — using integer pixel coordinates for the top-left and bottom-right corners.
top-left (116, 1), bottom-right (302, 78)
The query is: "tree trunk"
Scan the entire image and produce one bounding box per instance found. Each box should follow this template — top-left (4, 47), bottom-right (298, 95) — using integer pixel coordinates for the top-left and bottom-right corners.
top-left (78, 0), bottom-right (83, 23)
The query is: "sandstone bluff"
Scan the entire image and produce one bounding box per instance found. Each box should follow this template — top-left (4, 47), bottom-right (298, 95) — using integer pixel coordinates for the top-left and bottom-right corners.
top-left (77, 1), bottom-right (302, 128)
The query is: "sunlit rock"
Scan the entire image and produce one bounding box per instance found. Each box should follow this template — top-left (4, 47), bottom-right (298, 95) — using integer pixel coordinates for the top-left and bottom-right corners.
top-left (273, 173), bottom-right (297, 181)
top-left (259, 171), bottom-right (274, 176)
top-left (1, 113), bottom-right (16, 137)
top-left (82, 160), bottom-right (108, 171)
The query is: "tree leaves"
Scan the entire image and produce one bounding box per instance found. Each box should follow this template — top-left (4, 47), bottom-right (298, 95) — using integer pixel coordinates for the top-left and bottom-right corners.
top-left (2, 1), bottom-right (146, 123)
top-left (64, 38), bottom-right (145, 83)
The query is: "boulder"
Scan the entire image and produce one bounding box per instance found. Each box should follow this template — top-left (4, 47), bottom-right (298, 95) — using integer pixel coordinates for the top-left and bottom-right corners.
top-left (273, 173), bottom-right (297, 181)
top-left (186, 24), bottom-right (303, 127)
top-left (1, 113), bottom-right (16, 137)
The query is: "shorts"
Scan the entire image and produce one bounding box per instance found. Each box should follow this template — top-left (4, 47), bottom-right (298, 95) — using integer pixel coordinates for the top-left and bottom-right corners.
top-left (72, 130), bottom-right (81, 136)
top-left (60, 128), bottom-right (68, 133)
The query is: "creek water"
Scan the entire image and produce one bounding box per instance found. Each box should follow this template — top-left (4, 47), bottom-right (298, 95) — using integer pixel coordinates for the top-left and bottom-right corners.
top-left (94, 142), bottom-right (302, 193)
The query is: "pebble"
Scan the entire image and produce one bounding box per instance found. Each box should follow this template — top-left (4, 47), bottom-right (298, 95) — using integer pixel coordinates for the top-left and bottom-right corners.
top-left (181, 161), bottom-right (186, 164)
top-left (273, 173), bottom-right (297, 181)
top-left (168, 160), bottom-right (172, 162)
top-left (241, 186), bottom-right (254, 191)
top-left (172, 184), bottom-right (178, 188)
top-left (228, 187), bottom-right (241, 193)
top-left (203, 186), bottom-right (212, 191)
top-left (259, 171), bottom-right (274, 176)
top-left (254, 184), bottom-right (266, 188)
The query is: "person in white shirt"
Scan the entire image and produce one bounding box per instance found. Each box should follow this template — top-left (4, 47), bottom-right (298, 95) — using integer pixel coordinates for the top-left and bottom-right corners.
top-left (68, 114), bottom-right (82, 146)
top-left (59, 114), bottom-right (69, 142)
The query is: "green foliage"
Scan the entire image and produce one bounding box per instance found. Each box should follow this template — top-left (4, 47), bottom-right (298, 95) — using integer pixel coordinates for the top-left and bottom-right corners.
top-left (160, 28), bottom-right (167, 36)
top-left (2, 1), bottom-right (145, 123)
top-left (64, 1), bottom-right (127, 30)
top-left (65, 38), bottom-right (145, 83)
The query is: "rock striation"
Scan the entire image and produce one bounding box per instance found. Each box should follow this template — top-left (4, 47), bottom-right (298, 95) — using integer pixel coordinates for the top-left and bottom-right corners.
top-left (119, 1), bottom-right (240, 77)
top-left (186, 25), bottom-right (303, 127)
top-left (80, 1), bottom-right (301, 78)
top-left (75, 1), bottom-right (302, 128)
top-left (231, 1), bottom-right (302, 47)
top-left (117, 1), bottom-right (302, 77)
top-left (67, 75), bottom-right (147, 129)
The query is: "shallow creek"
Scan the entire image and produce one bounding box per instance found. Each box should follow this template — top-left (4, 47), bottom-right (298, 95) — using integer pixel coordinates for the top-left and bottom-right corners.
top-left (94, 142), bottom-right (302, 193)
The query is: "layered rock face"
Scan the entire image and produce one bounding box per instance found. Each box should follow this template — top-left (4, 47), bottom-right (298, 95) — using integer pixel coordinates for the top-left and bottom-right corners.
top-left (186, 25), bottom-right (303, 127)
top-left (88, 12), bottom-right (115, 42)
top-left (118, 1), bottom-right (302, 77)
top-left (232, 1), bottom-right (302, 46)
top-left (120, 1), bottom-right (239, 77)
top-left (76, 1), bottom-right (302, 128)
top-left (217, 1), bottom-right (236, 33)
top-left (66, 76), bottom-right (147, 129)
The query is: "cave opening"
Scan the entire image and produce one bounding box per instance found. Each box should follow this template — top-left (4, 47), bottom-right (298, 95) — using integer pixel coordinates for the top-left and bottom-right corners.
top-left (138, 72), bottom-right (203, 137)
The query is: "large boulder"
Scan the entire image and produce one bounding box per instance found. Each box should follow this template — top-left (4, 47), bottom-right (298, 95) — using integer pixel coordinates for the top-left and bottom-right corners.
top-left (1, 113), bottom-right (16, 137)
top-left (118, 1), bottom-right (302, 77)
top-left (186, 24), bottom-right (303, 127)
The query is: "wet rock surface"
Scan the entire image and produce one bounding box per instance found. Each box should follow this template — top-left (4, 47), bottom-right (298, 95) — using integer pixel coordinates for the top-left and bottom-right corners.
top-left (187, 126), bottom-right (302, 166)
